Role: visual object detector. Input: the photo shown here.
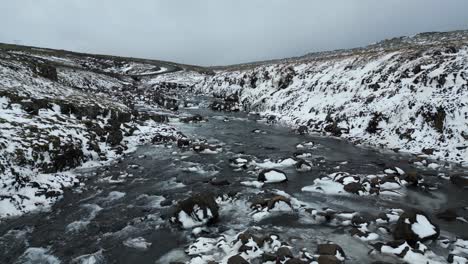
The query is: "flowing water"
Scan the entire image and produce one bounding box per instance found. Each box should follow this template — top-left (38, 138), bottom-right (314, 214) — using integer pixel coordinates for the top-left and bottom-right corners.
top-left (1, 96), bottom-right (467, 264)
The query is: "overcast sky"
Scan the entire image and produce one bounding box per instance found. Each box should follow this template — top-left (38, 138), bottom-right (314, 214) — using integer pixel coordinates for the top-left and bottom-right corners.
top-left (2, 0), bottom-right (468, 66)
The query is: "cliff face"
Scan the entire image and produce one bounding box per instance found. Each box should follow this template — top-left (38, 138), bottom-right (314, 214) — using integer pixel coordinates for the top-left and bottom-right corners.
top-left (196, 31), bottom-right (468, 166)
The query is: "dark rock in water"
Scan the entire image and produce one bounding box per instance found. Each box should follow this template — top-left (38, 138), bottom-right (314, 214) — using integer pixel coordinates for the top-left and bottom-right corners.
top-left (405, 171), bottom-right (421, 186)
top-left (177, 138), bottom-right (191, 148)
top-left (324, 121), bottom-right (342, 137)
top-left (422, 148), bottom-right (435, 155)
top-left (450, 175), bottom-right (468, 187)
top-left (237, 232), bottom-right (264, 247)
top-left (343, 182), bottom-right (364, 194)
top-left (266, 115), bottom-right (277, 124)
top-left (172, 193), bottom-right (219, 228)
top-left (317, 244), bottom-right (346, 259)
top-left (139, 113), bottom-right (169, 123)
top-left (152, 133), bottom-right (176, 144)
top-left (154, 93), bottom-right (178, 111)
top-left (276, 247), bottom-right (294, 260)
top-left (251, 195), bottom-right (292, 211)
top-left (192, 143), bottom-right (207, 153)
top-left (372, 240), bottom-right (409, 258)
top-left (227, 255), bottom-right (249, 264)
top-left (210, 178), bottom-right (230, 186)
top-left (296, 125), bottom-right (309, 135)
top-left (210, 94), bottom-right (240, 112)
top-left (448, 254), bottom-right (468, 264)
top-left (436, 208), bottom-right (459, 221)
top-left (225, 94), bottom-right (239, 103)
top-left (317, 255), bottom-right (342, 264)
top-left (262, 253), bottom-right (277, 262)
top-left (258, 169), bottom-right (288, 183)
top-left (181, 114), bottom-right (204, 123)
top-left (393, 210), bottom-right (440, 246)
top-left (296, 159), bottom-right (312, 172)
top-left (285, 258), bottom-right (307, 264)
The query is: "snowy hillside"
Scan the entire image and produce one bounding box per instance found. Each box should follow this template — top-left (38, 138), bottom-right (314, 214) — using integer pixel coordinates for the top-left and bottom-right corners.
top-left (0, 45), bottom-right (182, 217)
top-left (195, 31), bottom-right (468, 166)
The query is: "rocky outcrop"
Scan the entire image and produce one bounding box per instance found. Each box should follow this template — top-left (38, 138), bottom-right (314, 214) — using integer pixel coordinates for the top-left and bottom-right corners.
top-left (195, 31), bottom-right (468, 165)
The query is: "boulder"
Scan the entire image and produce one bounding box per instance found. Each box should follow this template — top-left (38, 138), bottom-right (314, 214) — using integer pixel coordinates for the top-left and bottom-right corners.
top-left (296, 160), bottom-right (312, 172)
top-left (181, 114), bottom-right (204, 123)
top-left (343, 182), bottom-right (364, 195)
top-left (227, 255), bottom-right (249, 264)
top-left (276, 247), bottom-right (294, 261)
top-left (258, 169), bottom-right (288, 183)
top-left (450, 175), bottom-right (468, 187)
top-left (172, 193), bottom-right (219, 229)
top-left (393, 210), bottom-right (440, 246)
top-left (317, 255), bottom-right (342, 264)
top-left (317, 244), bottom-right (346, 260)
top-left (296, 125), bottom-right (309, 135)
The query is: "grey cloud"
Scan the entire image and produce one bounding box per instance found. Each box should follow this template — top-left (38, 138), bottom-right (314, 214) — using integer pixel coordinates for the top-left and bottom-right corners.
top-left (1, 0), bottom-right (468, 66)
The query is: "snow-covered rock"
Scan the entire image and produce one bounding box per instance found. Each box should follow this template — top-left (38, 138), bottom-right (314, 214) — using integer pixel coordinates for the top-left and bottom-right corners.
top-left (195, 31), bottom-right (468, 166)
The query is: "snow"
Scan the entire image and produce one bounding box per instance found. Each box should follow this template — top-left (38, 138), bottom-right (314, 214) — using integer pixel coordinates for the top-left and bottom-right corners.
top-left (240, 181), bottom-right (264, 188)
top-left (177, 206), bottom-right (213, 229)
top-left (195, 42), bottom-right (468, 166)
top-left (123, 237), bottom-right (152, 250)
top-left (302, 178), bottom-right (345, 195)
top-left (16, 247), bottom-right (61, 264)
top-left (263, 170), bottom-right (287, 183)
top-left (411, 214), bottom-right (437, 239)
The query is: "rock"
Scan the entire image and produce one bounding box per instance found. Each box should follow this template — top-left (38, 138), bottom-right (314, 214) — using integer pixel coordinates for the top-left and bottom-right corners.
top-left (210, 178), bottom-right (230, 186)
top-left (448, 254), bottom-right (468, 264)
top-left (258, 169), bottom-right (288, 183)
top-left (227, 255), bottom-right (249, 264)
top-left (296, 125), bottom-right (309, 135)
top-left (285, 259), bottom-right (307, 264)
top-left (436, 208), bottom-right (459, 221)
top-left (393, 210), bottom-right (440, 246)
top-left (177, 138), bottom-right (191, 148)
top-left (237, 232), bottom-right (264, 246)
top-left (261, 253), bottom-right (277, 262)
top-left (450, 175), bottom-right (468, 187)
top-left (343, 182), bottom-right (364, 194)
top-left (372, 240), bottom-right (410, 258)
top-left (405, 171), bottom-right (421, 186)
top-left (152, 133), bottom-right (176, 144)
top-left (317, 255), bottom-right (342, 264)
top-left (296, 159), bottom-right (312, 172)
top-left (32, 62), bottom-right (58, 81)
top-left (106, 127), bottom-right (123, 146)
top-left (172, 193), bottom-right (219, 228)
top-left (181, 115), bottom-right (204, 123)
top-left (251, 195), bottom-right (292, 211)
top-left (276, 247), bottom-right (294, 260)
top-left (317, 244), bottom-right (346, 260)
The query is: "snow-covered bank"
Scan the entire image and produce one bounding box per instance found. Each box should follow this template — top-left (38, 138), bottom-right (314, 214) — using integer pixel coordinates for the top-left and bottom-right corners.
top-left (195, 31), bottom-right (468, 166)
top-left (0, 46), bottom-right (181, 218)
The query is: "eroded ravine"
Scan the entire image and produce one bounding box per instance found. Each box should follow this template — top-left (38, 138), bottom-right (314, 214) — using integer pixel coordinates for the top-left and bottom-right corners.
top-left (0, 95), bottom-right (467, 264)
